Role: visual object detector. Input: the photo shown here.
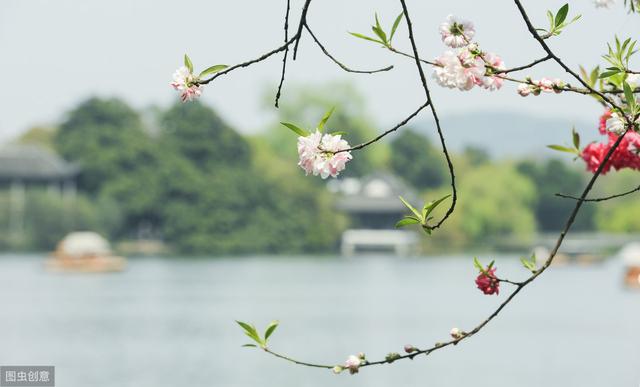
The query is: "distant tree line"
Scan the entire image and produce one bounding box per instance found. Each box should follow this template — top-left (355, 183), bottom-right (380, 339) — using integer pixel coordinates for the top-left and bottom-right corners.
top-left (4, 86), bottom-right (637, 254)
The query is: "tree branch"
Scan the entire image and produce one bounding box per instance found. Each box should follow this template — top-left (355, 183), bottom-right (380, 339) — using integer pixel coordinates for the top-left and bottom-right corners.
top-left (274, 0), bottom-right (292, 108)
top-left (305, 23), bottom-right (394, 74)
top-left (398, 0), bottom-right (457, 230)
top-left (337, 102), bottom-right (429, 152)
top-left (556, 183), bottom-right (640, 202)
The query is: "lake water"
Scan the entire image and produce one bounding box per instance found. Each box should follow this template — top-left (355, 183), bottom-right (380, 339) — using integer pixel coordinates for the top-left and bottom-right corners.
top-left (0, 254), bottom-right (638, 387)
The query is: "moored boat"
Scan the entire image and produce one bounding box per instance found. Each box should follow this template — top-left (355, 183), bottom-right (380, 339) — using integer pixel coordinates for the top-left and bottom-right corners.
top-left (45, 232), bottom-right (126, 273)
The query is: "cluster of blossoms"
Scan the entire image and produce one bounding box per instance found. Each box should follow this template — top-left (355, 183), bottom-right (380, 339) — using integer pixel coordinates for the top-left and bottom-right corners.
top-left (334, 353), bottom-right (365, 375)
top-left (581, 110), bottom-right (640, 173)
top-left (475, 266), bottom-right (500, 295)
top-left (516, 77), bottom-right (566, 97)
top-left (433, 16), bottom-right (505, 91)
top-left (297, 130), bottom-right (353, 179)
top-left (171, 66), bottom-right (203, 102)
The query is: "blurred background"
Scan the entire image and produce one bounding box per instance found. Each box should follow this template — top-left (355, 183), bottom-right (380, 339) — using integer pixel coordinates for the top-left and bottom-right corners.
top-left (0, 1), bottom-right (639, 386)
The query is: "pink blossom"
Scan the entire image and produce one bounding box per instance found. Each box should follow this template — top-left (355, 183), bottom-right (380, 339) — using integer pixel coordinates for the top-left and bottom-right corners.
top-left (344, 355), bottom-right (361, 374)
top-left (439, 15), bottom-right (475, 48)
top-left (480, 53), bottom-right (506, 90)
top-left (433, 49), bottom-right (483, 91)
top-left (475, 267), bottom-right (500, 295)
top-left (171, 66), bottom-right (202, 102)
top-left (517, 83), bottom-right (532, 97)
top-left (536, 77), bottom-right (555, 93)
top-left (297, 130), bottom-right (352, 179)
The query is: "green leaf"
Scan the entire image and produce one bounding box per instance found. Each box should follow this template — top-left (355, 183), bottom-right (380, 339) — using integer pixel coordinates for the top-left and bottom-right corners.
top-left (184, 54), bottom-right (194, 73)
top-left (317, 107), bottom-right (335, 132)
top-left (623, 81), bottom-right (637, 111)
top-left (547, 144), bottom-right (579, 154)
top-left (399, 196), bottom-right (422, 220)
top-left (389, 12), bottom-right (404, 42)
top-left (264, 320), bottom-right (279, 341)
top-left (349, 32), bottom-right (384, 45)
top-left (280, 122), bottom-right (309, 137)
top-left (546, 10), bottom-right (555, 28)
top-left (555, 4), bottom-right (569, 27)
top-left (422, 194), bottom-right (451, 220)
top-left (199, 64), bottom-right (228, 77)
top-left (590, 66), bottom-right (600, 86)
top-left (242, 344), bottom-right (257, 348)
top-left (487, 260), bottom-right (495, 270)
top-left (372, 25), bottom-right (388, 44)
top-left (329, 131), bottom-right (347, 136)
top-left (473, 257), bottom-right (484, 272)
top-left (520, 253), bottom-right (537, 273)
top-left (599, 69), bottom-right (621, 79)
top-left (395, 217), bottom-right (420, 228)
top-left (236, 321), bottom-right (262, 345)
top-left (572, 128), bottom-right (580, 150)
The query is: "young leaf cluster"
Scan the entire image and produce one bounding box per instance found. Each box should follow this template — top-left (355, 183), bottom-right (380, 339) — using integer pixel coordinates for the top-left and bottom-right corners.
top-left (520, 253), bottom-right (537, 273)
top-left (349, 12), bottom-right (404, 48)
top-left (473, 257), bottom-right (495, 275)
top-left (547, 127), bottom-right (581, 159)
top-left (600, 37), bottom-right (637, 80)
top-left (184, 54), bottom-right (228, 80)
top-left (395, 194), bottom-right (450, 235)
top-left (236, 320), bottom-right (279, 349)
top-left (536, 4), bottom-right (581, 38)
top-left (280, 108), bottom-right (344, 138)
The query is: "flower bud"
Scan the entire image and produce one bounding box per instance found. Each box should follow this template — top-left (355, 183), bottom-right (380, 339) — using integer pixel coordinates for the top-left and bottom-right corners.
top-left (344, 355), bottom-right (361, 375)
top-left (404, 344), bottom-right (417, 353)
top-left (450, 327), bottom-right (464, 339)
top-left (332, 366), bottom-right (343, 374)
top-left (517, 84), bottom-right (531, 97)
top-left (385, 352), bottom-right (401, 363)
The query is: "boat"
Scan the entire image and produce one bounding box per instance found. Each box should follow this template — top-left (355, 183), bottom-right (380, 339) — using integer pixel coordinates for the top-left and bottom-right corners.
top-left (618, 243), bottom-right (640, 289)
top-left (45, 232), bottom-right (126, 273)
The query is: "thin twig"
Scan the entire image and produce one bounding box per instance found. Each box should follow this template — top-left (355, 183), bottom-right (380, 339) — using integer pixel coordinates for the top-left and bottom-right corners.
top-left (337, 102), bottom-right (429, 152)
top-left (398, 0), bottom-right (457, 230)
top-left (304, 23), bottom-right (394, 74)
top-left (264, 348), bottom-right (333, 369)
top-left (274, 0), bottom-right (292, 108)
top-left (198, 37), bottom-right (297, 85)
top-left (498, 55), bottom-right (552, 74)
top-left (556, 183), bottom-right (640, 202)
top-left (292, 0), bottom-right (313, 60)
top-left (512, 0), bottom-right (622, 111)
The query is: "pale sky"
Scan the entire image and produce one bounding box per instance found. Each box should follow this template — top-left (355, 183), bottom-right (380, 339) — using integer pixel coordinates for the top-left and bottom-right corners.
top-left (0, 0), bottom-right (638, 141)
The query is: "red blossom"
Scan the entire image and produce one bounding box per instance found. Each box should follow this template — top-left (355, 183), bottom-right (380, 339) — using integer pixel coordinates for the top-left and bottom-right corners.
top-left (475, 267), bottom-right (500, 295)
top-left (580, 110), bottom-right (640, 174)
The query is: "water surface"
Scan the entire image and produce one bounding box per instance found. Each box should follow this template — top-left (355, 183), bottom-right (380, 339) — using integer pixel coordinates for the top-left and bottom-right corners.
top-left (0, 254), bottom-right (638, 387)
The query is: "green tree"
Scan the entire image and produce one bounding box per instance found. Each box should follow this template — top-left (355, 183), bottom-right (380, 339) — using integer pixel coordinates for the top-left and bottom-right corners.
top-left (457, 164), bottom-right (536, 244)
top-left (516, 159), bottom-right (594, 231)
top-left (55, 97), bottom-right (155, 194)
top-left (160, 101), bottom-right (250, 171)
top-left (389, 129), bottom-right (448, 190)
top-left (592, 170), bottom-right (640, 232)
